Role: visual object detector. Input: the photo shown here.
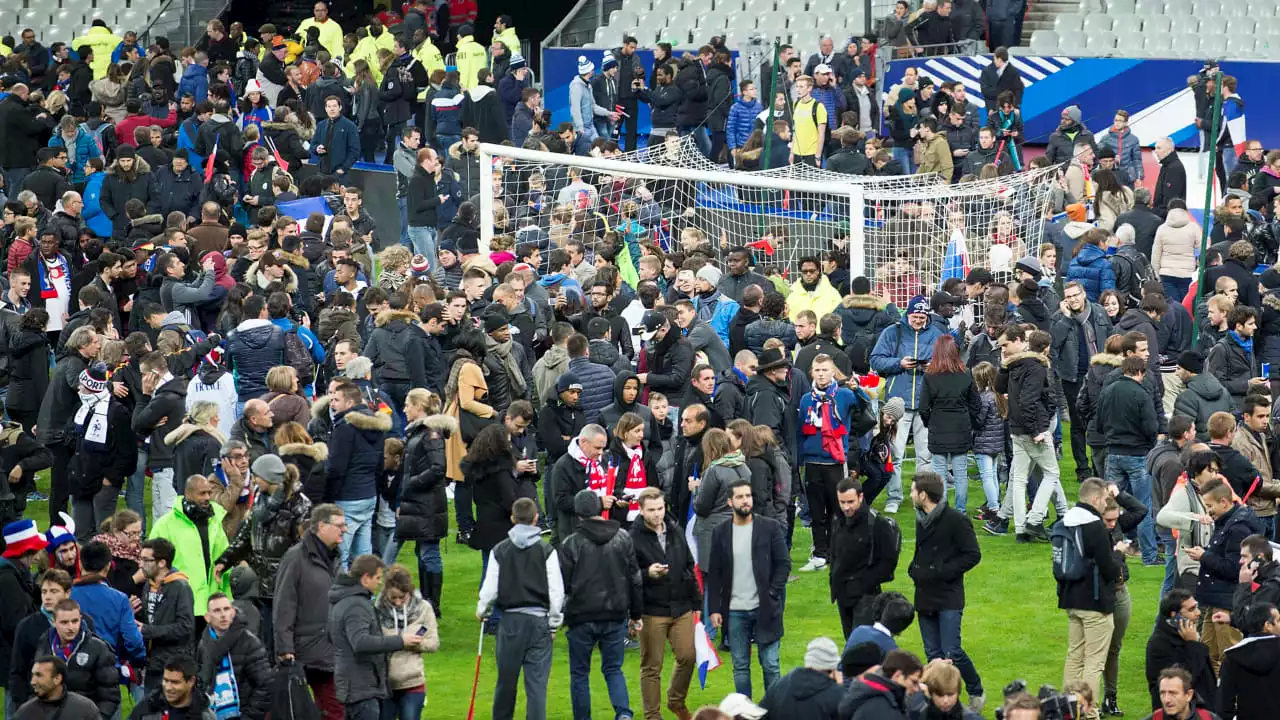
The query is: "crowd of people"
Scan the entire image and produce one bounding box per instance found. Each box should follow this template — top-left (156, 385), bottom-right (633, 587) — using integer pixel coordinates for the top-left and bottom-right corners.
top-left (0, 2), bottom-right (1277, 720)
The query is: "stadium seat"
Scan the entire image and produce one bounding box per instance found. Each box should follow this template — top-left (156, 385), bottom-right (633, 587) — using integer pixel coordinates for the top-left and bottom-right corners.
top-left (724, 12), bottom-right (753, 31)
top-left (757, 10), bottom-right (788, 31)
top-left (1192, 1), bottom-right (1221, 15)
top-left (1106, 0), bottom-right (1136, 11)
top-left (19, 9), bottom-right (48, 26)
top-left (117, 9), bottom-right (145, 28)
top-left (1030, 29), bottom-right (1059, 54)
top-left (695, 13), bottom-right (724, 29)
top-left (87, 8), bottom-right (116, 24)
top-left (656, 26), bottom-right (686, 44)
top-left (1113, 29), bottom-right (1144, 51)
top-left (1107, 13), bottom-right (1141, 31)
top-left (1248, 1), bottom-right (1279, 17)
top-left (1057, 29), bottom-right (1087, 53)
top-left (1198, 34), bottom-right (1227, 56)
top-left (1266, 40), bottom-right (1280, 60)
top-left (788, 13), bottom-right (819, 32)
top-left (1167, 33), bottom-right (1201, 56)
top-left (1225, 36), bottom-right (1257, 57)
top-left (1053, 13), bottom-right (1085, 32)
top-left (594, 26), bottom-right (612, 45)
top-left (1140, 15), bottom-right (1171, 33)
top-left (609, 10), bottom-right (637, 28)
top-left (1086, 30), bottom-right (1117, 52)
top-left (1221, 2), bottom-right (1251, 17)
top-left (1133, 0), bottom-right (1164, 14)
top-left (1143, 33), bottom-right (1173, 52)
top-left (622, 0), bottom-right (650, 12)
top-left (1259, 18), bottom-right (1280, 35)
top-left (1166, 15), bottom-right (1198, 34)
top-left (744, 0), bottom-right (773, 13)
top-left (40, 26), bottom-right (66, 45)
top-left (716, 0), bottom-right (744, 11)
top-left (1082, 14), bottom-right (1112, 33)
top-left (648, 0), bottom-right (679, 16)
top-left (1226, 18), bottom-right (1256, 35)
top-left (55, 9), bottom-right (83, 26)
top-left (1163, 0), bottom-right (1193, 13)
top-left (1196, 16), bottom-right (1226, 34)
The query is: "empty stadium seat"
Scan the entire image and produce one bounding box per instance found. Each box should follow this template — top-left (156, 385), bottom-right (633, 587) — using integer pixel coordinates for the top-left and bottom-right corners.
top-left (1227, 18), bottom-right (1256, 35)
top-left (1106, 0), bottom-right (1136, 11)
top-left (1193, 1), bottom-right (1221, 16)
top-left (1143, 33), bottom-right (1173, 52)
top-left (1167, 33), bottom-right (1201, 56)
top-left (789, 13), bottom-right (819, 32)
top-left (19, 9), bottom-right (48, 26)
top-left (716, 0), bottom-right (744, 11)
top-left (744, 0), bottom-right (773, 13)
top-left (1166, 15), bottom-right (1198, 34)
top-left (1082, 13), bottom-right (1113, 32)
top-left (1163, 0), bottom-right (1193, 13)
top-left (1198, 35), bottom-right (1227, 56)
top-left (1053, 13), bottom-right (1085, 32)
top-left (1248, 1), bottom-right (1279, 17)
top-left (1197, 16), bottom-right (1226, 34)
top-left (1086, 30), bottom-right (1117, 52)
top-left (117, 9), bottom-right (145, 28)
top-left (594, 26), bottom-right (612, 45)
top-left (696, 13), bottom-right (725, 29)
top-left (1106, 13), bottom-right (1140, 30)
top-left (1030, 29), bottom-right (1059, 54)
top-left (1221, 2), bottom-right (1251, 17)
top-left (1141, 15), bottom-right (1171, 33)
top-left (724, 12), bottom-right (753, 31)
top-left (757, 10), bottom-right (788, 31)
top-left (1057, 29), bottom-right (1087, 53)
top-left (1225, 36), bottom-right (1257, 57)
top-left (609, 10), bottom-right (637, 28)
top-left (1113, 29), bottom-right (1144, 51)
top-left (1134, 0), bottom-right (1164, 14)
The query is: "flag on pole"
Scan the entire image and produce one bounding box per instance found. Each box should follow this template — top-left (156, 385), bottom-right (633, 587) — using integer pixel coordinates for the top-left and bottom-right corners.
top-left (684, 464), bottom-right (700, 567)
top-left (1222, 96), bottom-right (1247, 157)
top-left (264, 135), bottom-right (289, 172)
top-left (204, 136), bottom-right (219, 183)
top-left (940, 229), bottom-right (971, 281)
top-left (693, 614), bottom-right (722, 689)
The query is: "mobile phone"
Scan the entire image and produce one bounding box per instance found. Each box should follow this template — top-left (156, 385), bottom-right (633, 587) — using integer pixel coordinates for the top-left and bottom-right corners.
top-left (415, 626), bottom-right (429, 637)
top-left (1264, 363), bottom-right (1272, 378)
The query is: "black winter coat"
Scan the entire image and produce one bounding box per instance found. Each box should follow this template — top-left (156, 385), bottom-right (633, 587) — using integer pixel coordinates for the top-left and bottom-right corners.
top-left (908, 503), bottom-right (981, 613)
top-left (666, 429), bottom-right (704, 526)
top-left (395, 414), bottom-right (454, 542)
top-left (645, 331), bottom-right (693, 399)
top-left (324, 408), bottom-right (391, 503)
top-left (278, 441), bottom-right (328, 504)
top-left (0, 556), bottom-right (38, 684)
top-left (1145, 616), bottom-right (1217, 711)
top-left (0, 94), bottom-right (50, 169)
top-left (1217, 633), bottom-right (1280, 720)
top-left (22, 166), bottom-right (69, 212)
top-left (1197, 503), bottom-right (1266, 609)
top-left (464, 451), bottom-right (516, 553)
top-left (36, 352), bottom-right (89, 448)
top-left (919, 370), bottom-right (980, 455)
top-left (745, 451), bottom-right (789, 521)
top-left (840, 672), bottom-right (909, 720)
top-left (1049, 305), bottom-right (1113, 384)
top-left (100, 156), bottom-right (152, 236)
top-left (218, 488), bottom-right (312, 600)
top-left (364, 309), bottom-right (427, 388)
top-left (6, 329), bottom-right (50, 414)
top-left (196, 618), bottom-right (273, 720)
top-left (1097, 375), bottom-right (1159, 456)
top-left (997, 351), bottom-right (1055, 437)
top-left (830, 503), bottom-right (900, 606)
top-left (167, 425), bottom-right (224, 495)
top-left (1056, 503), bottom-right (1124, 613)
top-left (273, 531), bottom-right (339, 671)
top-left (1205, 332), bottom-right (1257, 408)
top-left (760, 667), bottom-right (844, 720)
top-left (629, 513), bottom-right (700, 618)
top-left (147, 165), bottom-right (201, 219)
top-left (51, 628), bottom-right (120, 717)
top-left (705, 515), bottom-right (790, 645)
top-left (561, 517), bottom-right (644, 626)
top-left (140, 571), bottom-right (196, 676)
top-left (745, 375), bottom-right (797, 464)
top-left (131, 377), bottom-right (187, 469)
top-left (674, 58), bottom-right (708, 128)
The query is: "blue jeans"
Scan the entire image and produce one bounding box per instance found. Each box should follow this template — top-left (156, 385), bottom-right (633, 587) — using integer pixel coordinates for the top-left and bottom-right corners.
top-left (346, 698), bottom-right (380, 720)
top-left (1105, 454), bottom-right (1158, 563)
top-left (1159, 528), bottom-right (1178, 597)
top-left (566, 621), bottom-right (632, 720)
top-left (974, 454), bottom-right (1000, 511)
top-left (407, 226), bottom-right (438, 274)
top-left (1160, 276), bottom-right (1191, 304)
top-left (726, 609), bottom-right (781, 699)
top-left (892, 146), bottom-right (916, 173)
top-left (573, 128), bottom-right (598, 155)
top-left (337, 496), bottom-right (377, 569)
top-left (378, 689), bottom-right (424, 720)
top-left (594, 119), bottom-right (613, 141)
top-left (397, 197), bottom-right (410, 249)
top-left (417, 540), bottom-right (442, 573)
top-left (932, 453), bottom-right (970, 513)
top-left (919, 609), bottom-right (983, 697)
top-left (437, 134), bottom-right (460, 153)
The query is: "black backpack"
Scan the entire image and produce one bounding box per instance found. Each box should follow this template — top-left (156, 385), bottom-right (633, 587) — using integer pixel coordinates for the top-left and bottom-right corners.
top-left (1110, 250), bottom-right (1152, 306)
top-left (284, 327), bottom-right (316, 385)
top-left (1051, 520), bottom-right (1099, 599)
top-left (866, 508), bottom-right (902, 581)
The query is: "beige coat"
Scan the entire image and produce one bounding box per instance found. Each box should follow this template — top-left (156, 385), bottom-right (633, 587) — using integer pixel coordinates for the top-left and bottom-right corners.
top-left (445, 359), bottom-right (493, 482)
top-left (375, 592), bottom-right (439, 691)
top-left (1096, 186), bottom-right (1134, 232)
top-left (1150, 208), bottom-right (1200, 279)
top-left (916, 131), bottom-right (953, 182)
top-left (1232, 425), bottom-right (1280, 518)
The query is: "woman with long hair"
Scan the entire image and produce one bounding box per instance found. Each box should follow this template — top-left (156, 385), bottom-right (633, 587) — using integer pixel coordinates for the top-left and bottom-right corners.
top-left (729, 420), bottom-right (790, 522)
top-left (461, 423), bottom-right (516, 633)
top-left (216, 454), bottom-right (312, 651)
top-left (1098, 289), bottom-right (1123, 324)
top-left (607, 412), bottom-right (660, 523)
top-left (691, 427), bottom-right (749, 574)
top-left (396, 389), bottom-right (454, 614)
top-left (274, 422), bottom-right (328, 501)
top-left (1094, 168), bottom-right (1134, 232)
top-left (351, 59), bottom-right (383, 163)
top-left (92, 509), bottom-right (145, 600)
top-left (90, 63), bottom-right (128, 123)
top-left (445, 328), bottom-right (493, 543)
top-left (263, 366), bottom-right (310, 426)
top-left (919, 335), bottom-right (981, 513)
top-left (375, 565), bottom-right (439, 720)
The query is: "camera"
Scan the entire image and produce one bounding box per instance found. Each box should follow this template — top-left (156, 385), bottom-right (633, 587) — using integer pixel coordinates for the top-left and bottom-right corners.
top-left (994, 681), bottom-right (1080, 720)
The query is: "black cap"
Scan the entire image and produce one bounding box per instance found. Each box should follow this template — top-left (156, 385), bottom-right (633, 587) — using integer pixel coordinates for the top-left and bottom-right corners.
top-left (1177, 351), bottom-right (1204, 374)
top-left (483, 310), bottom-right (510, 333)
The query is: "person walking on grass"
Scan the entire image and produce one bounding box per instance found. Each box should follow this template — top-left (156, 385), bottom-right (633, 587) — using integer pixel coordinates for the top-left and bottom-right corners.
top-left (919, 335), bottom-right (981, 514)
top-left (796, 353), bottom-right (861, 572)
top-left (478, 497), bottom-right (564, 720)
top-left (829, 477), bottom-right (901, 640)
top-left (908, 471), bottom-right (985, 714)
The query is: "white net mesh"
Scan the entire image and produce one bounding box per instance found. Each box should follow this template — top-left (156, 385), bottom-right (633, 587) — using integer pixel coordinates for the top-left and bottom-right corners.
top-left (483, 143), bottom-right (1061, 304)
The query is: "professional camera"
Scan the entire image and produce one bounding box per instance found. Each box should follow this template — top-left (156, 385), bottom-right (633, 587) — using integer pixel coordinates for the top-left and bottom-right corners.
top-left (994, 681), bottom-right (1081, 720)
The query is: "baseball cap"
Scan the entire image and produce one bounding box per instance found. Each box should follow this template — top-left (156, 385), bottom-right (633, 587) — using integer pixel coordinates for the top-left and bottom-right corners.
top-left (639, 310), bottom-right (668, 343)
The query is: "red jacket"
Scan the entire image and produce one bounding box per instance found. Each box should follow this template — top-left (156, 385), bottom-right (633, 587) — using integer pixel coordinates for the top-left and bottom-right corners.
top-left (116, 109), bottom-right (177, 147)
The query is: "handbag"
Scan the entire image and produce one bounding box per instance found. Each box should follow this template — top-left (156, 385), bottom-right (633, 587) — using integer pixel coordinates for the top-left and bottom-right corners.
top-left (460, 408), bottom-right (495, 444)
top-left (270, 662), bottom-right (320, 720)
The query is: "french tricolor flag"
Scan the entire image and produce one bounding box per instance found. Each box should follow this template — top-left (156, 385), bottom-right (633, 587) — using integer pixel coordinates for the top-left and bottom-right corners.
top-left (940, 229), bottom-right (971, 282)
top-left (1222, 96), bottom-right (1248, 156)
top-left (693, 614), bottom-right (721, 688)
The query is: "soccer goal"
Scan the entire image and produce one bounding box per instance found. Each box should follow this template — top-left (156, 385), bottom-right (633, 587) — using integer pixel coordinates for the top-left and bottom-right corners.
top-left (478, 141), bottom-right (1061, 299)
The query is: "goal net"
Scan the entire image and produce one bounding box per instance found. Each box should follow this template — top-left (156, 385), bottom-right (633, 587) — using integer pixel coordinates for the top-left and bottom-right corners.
top-left (478, 141), bottom-right (1060, 305)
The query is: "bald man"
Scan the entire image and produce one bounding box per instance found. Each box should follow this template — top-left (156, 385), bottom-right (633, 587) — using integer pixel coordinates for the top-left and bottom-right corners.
top-left (231, 398), bottom-right (275, 462)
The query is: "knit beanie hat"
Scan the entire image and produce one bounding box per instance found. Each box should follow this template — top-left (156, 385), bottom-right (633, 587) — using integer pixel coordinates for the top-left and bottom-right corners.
top-left (577, 55), bottom-right (595, 75)
top-left (574, 488), bottom-right (602, 518)
top-left (509, 53), bottom-right (527, 71)
top-left (601, 51), bottom-right (617, 71)
top-left (882, 396), bottom-right (905, 423)
top-left (804, 637), bottom-right (840, 672)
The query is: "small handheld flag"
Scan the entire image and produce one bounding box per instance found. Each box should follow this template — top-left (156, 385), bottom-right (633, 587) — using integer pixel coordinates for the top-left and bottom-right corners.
top-left (204, 136), bottom-right (219, 183)
top-left (693, 614), bottom-right (722, 689)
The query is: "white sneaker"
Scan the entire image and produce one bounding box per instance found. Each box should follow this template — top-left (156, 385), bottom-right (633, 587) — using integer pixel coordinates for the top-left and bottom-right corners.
top-left (800, 557), bottom-right (828, 572)
top-left (884, 502), bottom-right (900, 514)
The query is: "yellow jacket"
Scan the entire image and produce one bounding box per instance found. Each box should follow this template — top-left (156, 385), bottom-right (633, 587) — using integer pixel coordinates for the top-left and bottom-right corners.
top-left (494, 27), bottom-right (520, 54)
top-left (345, 36), bottom-right (385, 85)
top-left (413, 39), bottom-right (445, 101)
top-left (297, 17), bottom-right (346, 62)
top-left (786, 275), bottom-right (843, 322)
top-left (454, 34), bottom-right (487, 90)
top-left (374, 29), bottom-right (397, 54)
top-left (72, 26), bottom-right (122, 80)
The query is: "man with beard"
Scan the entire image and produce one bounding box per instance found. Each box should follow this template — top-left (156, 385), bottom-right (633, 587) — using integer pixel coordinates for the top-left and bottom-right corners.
top-left (137, 537), bottom-right (195, 692)
top-left (100, 146), bottom-right (151, 238)
top-left (580, 269), bottom-right (634, 361)
top-left (829, 478), bottom-right (901, 640)
top-left (12, 656), bottom-right (99, 720)
top-left (637, 309), bottom-right (693, 403)
top-left (705, 479), bottom-right (790, 698)
top-left (151, 474), bottom-right (230, 626)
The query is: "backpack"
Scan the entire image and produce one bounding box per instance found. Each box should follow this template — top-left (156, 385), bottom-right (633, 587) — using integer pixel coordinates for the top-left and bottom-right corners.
top-left (847, 318), bottom-right (884, 375)
top-left (866, 508), bottom-right (902, 581)
top-left (1110, 250), bottom-right (1152, 306)
top-left (1051, 520), bottom-right (1099, 597)
top-left (284, 327), bottom-right (316, 384)
top-left (80, 122), bottom-right (109, 155)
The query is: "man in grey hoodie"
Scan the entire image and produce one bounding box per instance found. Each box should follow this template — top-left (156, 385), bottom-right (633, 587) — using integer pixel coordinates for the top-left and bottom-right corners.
top-left (393, 126), bottom-right (421, 253)
top-left (478, 497), bottom-right (564, 720)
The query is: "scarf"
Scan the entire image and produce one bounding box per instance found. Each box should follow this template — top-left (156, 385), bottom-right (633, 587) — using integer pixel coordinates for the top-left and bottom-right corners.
top-left (378, 268), bottom-right (407, 291)
top-left (73, 390), bottom-right (111, 447)
top-left (92, 532), bottom-right (141, 563)
top-left (37, 253), bottom-right (71, 299)
top-left (707, 450), bottom-right (745, 469)
top-left (619, 444), bottom-right (647, 521)
top-left (568, 439), bottom-right (608, 500)
top-left (485, 334), bottom-right (528, 395)
top-left (802, 382), bottom-right (848, 463)
top-left (1230, 329), bottom-right (1254, 354)
top-left (207, 626), bottom-right (242, 720)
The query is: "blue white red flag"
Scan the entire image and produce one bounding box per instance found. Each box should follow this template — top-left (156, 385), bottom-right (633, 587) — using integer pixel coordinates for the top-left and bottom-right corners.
top-left (693, 614), bottom-right (721, 689)
top-left (940, 229), bottom-right (971, 282)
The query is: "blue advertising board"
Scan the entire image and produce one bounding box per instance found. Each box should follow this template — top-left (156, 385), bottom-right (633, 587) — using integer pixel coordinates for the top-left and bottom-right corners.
top-left (880, 54), bottom-right (1279, 150)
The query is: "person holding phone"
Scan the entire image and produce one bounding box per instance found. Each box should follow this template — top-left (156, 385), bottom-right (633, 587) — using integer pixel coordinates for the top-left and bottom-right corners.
top-left (1099, 482), bottom-right (1149, 717)
top-left (629, 486), bottom-right (700, 720)
top-left (1144, 588), bottom-right (1217, 712)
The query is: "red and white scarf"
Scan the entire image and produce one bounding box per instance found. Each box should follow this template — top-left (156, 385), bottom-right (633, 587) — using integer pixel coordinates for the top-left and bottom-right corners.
top-left (620, 445), bottom-right (647, 521)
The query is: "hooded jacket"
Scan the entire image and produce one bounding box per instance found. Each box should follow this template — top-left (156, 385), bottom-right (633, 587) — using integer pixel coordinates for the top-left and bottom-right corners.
top-left (364, 309), bottom-right (427, 388)
top-left (693, 453), bottom-right (751, 570)
top-left (1218, 634), bottom-right (1280, 720)
top-left (759, 666), bottom-right (844, 720)
top-left (644, 328), bottom-right (694, 400)
top-left (837, 294), bottom-right (900, 373)
top-left (375, 586), bottom-right (438, 691)
top-left (998, 351), bottom-right (1055, 437)
top-left (1145, 609), bottom-right (1217, 711)
top-left (1152, 208), bottom-right (1199, 279)
top-left (871, 316), bottom-right (944, 410)
top-left (139, 569), bottom-right (195, 676)
top-left (195, 617), bottom-right (272, 720)
top-left (274, 531), bottom-right (339, 671)
top-left (460, 83), bottom-right (507, 145)
top-left (218, 484), bottom-right (311, 600)
top-left (165, 423), bottom-right (225, 495)
top-left (150, 501), bottom-right (230, 615)
top-left (1172, 373), bottom-right (1234, 442)
top-left (560, 516), bottom-right (643, 626)
top-left (1066, 243), bottom-right (1117, 302)
top-left (396, 415), bottom-right (454, 542)
top-left (328, 574), bottom-right (405, 704)
top-left (100, 155), bottom-right (152, 235)
top-left (1056, 503), bottom-right (1123, 612)
top-left (839, 672), bottom-right (908, 720)
top-left (1097, 374), bottom-right (1159, 455)
top-left (226, 319), bottom-right (285, 400)
top-left (744, 315), bottom-right (798, 356)
top-left (1206, 331), bottom-right (1257, 409)
top-left (325, 407), bottom-right (391, 503)
top-left (1197, 503), bottom-right (1266, 609)
top-left (132, 376), bottom-right (188, 469)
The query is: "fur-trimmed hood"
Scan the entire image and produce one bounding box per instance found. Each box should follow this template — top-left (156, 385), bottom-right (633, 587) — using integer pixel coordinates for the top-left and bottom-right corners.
top-left (310, 395), bottom-right (332, 420)
top-left (277, 441), bottom-right (329, 462)
top-left (277, 250), bottom-right (310, 269)
top-left (129, 213), bottom-right (164, 229)
top-left (1004, 350), bottom-right (1050, 367)
top-left (106, 155), bottom-right (151, 181)
top-left (1263, 292), bottom-right (1280, 312)
top-left (163, 422), bottom-right (227, 447)
top-left (408, 413), bottom-right (458, 436)
top-left (340, 407), bottom-right (394, 432)
top-left (841, 293), bottom-right (888, 310)
top-left (374, 309), bottom-right (419, 327)
top-left (245, 260), bottom-right (299, 292)
top-left (1090, 352), bottom-right (1123, 367)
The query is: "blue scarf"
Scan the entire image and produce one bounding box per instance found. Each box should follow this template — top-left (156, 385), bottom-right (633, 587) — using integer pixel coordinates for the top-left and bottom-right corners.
top-left (207, 627), bottom-right (241, 720)
top-left (1230, 330), bottom-right (1254, 354)
top-left (36, 253), bottom-right (70, 299)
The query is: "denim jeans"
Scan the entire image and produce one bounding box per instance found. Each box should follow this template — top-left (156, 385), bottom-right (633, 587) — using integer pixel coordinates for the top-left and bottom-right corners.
top-left (151, 467), bottom-right (177, 524)
top-left (594, 119), bottom-right (614, 142)
top-left (345, 698), bottom-right (380, 720)
top-left (573, 128), bottom-right (598, 155)
top-left (397, 197), bottom-right (410, 249)
top-left (679, 126), bottom-right (711, 158)
top-left (376, 497), bottom-right (400, 564)
top-left (890, 410), bottom-right (930, 507)
top-left (726, 609), bottom-right (781, 699)
top-left (891, 146), bottom-right (916, 173)
top-left (1159, 529), bottom-right (1178, 597)
top-left (919, 609), bottom-right (984, 697)
top-left (566, 621), bottom-right (632, 720)
top-left (455, 481), bottom-right (475, 533)
top-left (378, 689), bottom-right (424, 720)
top-left (407, 226), bottom-right (438, 274)
top-left (337, 496), bottom-right (377, 569)
top-left (1160, 276), bottom-right (1191, 304)
top-left (417, 540), bottom-right (442, 572)
top-left (931, 453), bottom-right (970, 513)
top-left (1105, 454), bottom-right (1158, 563)
top-left (974, 454), bottom-right (1000, 511)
